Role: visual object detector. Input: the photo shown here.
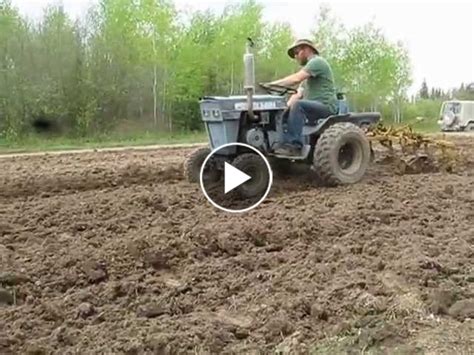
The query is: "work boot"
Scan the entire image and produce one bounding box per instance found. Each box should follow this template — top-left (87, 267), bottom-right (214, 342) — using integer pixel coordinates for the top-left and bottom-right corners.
top-left (273, 143), bottom-right (302, 156)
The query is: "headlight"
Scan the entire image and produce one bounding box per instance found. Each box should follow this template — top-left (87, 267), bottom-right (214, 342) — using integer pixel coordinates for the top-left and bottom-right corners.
top-left (212, 109), bottom-right (220, 118)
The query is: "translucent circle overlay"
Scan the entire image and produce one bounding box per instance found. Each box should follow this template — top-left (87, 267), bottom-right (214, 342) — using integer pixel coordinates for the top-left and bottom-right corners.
top-left (199, 142), bottom-right (273, 213)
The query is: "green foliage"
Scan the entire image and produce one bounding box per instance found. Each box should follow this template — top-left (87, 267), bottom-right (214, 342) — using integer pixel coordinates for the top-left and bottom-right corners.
top-left (311, 5), bottom-right (412, 116)
top-left (419, 79), bottom-right (429, 99)
top-left (0, 1), bottom-right (468, 141)
top-left (257, 22), bottom-right (296, 81)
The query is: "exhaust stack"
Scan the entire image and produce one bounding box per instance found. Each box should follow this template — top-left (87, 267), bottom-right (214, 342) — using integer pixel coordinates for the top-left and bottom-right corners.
top-left (243, 38), bottom-right (255, 119)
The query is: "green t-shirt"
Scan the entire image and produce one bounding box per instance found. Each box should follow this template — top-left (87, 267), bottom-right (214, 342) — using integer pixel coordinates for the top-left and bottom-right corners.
top-left (301, 56), bottom-right (338, 114)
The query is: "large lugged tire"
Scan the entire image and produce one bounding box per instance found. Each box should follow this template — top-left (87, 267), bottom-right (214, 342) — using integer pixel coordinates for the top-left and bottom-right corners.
top-left (464, 122), bottom-right (474, 131)
top-left (313, 122), bottom-right (371, 186)
top-left (232, 153), bottom-right (269, 198)
top-left (184, 147), bottom-right (221, 183)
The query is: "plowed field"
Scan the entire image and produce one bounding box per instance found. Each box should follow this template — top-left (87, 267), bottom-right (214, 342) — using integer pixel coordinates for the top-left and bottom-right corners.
top-left (1, 135), bottom-right (473, 354)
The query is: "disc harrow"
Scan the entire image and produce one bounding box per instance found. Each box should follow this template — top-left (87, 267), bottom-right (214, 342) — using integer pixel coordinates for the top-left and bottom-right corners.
top-left (366, 123), bottom-right (464, 174)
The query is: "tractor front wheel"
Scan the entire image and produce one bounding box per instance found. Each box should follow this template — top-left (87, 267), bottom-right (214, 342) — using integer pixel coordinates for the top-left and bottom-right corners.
top-left (232, 153), bottom-right (270, 198)
top-left (313, 122), bottom-right (371, 186)
top-left (184, 147), bottom-right (221, 183)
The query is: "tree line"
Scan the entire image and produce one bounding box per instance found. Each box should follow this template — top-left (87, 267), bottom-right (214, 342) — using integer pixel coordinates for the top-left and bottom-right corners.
top-left (418, 79), bottom-right (474, 101)
top-left (0, 0), bottom-right (470, 139)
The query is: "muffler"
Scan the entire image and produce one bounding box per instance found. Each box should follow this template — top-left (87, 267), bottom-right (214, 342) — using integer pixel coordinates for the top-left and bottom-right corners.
top-left (243, 38), bottom-right (255, 120)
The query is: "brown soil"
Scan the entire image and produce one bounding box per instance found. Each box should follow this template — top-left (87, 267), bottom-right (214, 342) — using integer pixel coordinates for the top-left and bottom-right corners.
top-left (1, 137), bottom-right (473, 354)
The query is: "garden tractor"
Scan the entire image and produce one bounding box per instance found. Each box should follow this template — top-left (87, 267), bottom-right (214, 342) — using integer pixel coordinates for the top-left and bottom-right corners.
top-left (184, 38), bottom-right (381, 197)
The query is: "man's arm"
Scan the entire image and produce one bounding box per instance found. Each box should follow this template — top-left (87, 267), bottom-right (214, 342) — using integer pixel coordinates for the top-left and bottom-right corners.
top-left (269, 69), bottom-right (311, 87)
top-left (287, 85), bottom-right (304, 107)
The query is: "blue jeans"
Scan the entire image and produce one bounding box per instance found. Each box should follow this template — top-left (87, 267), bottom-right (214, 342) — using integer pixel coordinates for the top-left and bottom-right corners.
top-left (282, 100), bottom-right (332, 147)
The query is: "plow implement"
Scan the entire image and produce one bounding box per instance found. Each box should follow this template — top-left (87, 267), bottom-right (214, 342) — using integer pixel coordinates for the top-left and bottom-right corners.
top-left (366, 123), bottom-right (464, 174)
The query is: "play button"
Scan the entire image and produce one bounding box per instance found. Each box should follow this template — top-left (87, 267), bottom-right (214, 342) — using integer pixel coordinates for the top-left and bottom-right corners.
top-left (199, 143), bottom-right (273, 213)
top-left (224, 162), bottom-right (251, 194)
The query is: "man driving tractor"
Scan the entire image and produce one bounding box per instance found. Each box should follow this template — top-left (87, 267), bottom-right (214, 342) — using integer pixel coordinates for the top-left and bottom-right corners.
top-left (267, 39), bottom-right (338, 156)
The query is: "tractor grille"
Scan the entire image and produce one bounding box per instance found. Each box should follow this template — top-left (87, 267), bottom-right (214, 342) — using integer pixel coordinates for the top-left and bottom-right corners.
top-left (221, 111), bottom-right (241, 120)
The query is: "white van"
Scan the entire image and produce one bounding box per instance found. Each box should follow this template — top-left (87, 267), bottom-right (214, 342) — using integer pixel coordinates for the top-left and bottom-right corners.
top-left (438, 100), bottom-right (474, 131)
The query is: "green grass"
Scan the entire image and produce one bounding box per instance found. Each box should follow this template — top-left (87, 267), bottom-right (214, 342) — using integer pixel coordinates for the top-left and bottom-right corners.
top-left (0, 130), bottom-right (207, 154)
top-left (0, 117), bottom-right (443, 155)
top-left (393, 117), bottom-right (441, 133)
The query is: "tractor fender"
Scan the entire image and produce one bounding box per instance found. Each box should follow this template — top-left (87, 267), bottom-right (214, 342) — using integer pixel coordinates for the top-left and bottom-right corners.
top-left (303, 112), bottom-right (381, 137)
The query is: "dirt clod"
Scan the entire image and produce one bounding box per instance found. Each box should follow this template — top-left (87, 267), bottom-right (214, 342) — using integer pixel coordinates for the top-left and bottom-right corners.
top-left (0, 288), bottom-right (14, 305)
top-left (217, 233), bottom-right (238, 255)
top-left (428, 289), bottom-right (457, 315)
top-left (88, 269), bottom-right (107, 284)
top-left (146, 335), bottom-right (172, 354)
top-left (137, 304), bottom-right (168, 318)
top-left (24, 344), bottom-right (48, 355)
top-left (443, 185), bottom-right (454, 195)
top-left (233, 328), bottom-right (250, 340)
top-left (77, 302), bottom-right (95, 318)
top-left (50, 326), bottom-right (73, 345)
top-left (448, 299), bottom-right (474, 320)
top-left (311, 304), bottom-right (329, 321)
top-left (265, 313), bottom-right (295, 340)
top-left (0, 272), bottom-right (30, 286)
top-left (357, 323), bottom-right (400, 349)
top-left (83, 262), bottom-right (108, 284)
top-left (144, 250), bottom-right (170, 270)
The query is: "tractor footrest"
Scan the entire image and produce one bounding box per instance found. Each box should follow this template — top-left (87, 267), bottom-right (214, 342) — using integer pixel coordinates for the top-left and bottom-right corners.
top-left (268, 145), bottom-right (311, 160)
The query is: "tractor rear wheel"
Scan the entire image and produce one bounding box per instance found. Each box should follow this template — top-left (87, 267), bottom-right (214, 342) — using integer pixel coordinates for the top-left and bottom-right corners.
top-left (184, 147), bottom-right (221, 183)
top-left (313, 122), bottom-right (371, 186)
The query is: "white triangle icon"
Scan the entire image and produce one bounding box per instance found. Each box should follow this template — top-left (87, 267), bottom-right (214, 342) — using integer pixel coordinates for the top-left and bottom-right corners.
top-left (224, 162), bottom-right (252, 194)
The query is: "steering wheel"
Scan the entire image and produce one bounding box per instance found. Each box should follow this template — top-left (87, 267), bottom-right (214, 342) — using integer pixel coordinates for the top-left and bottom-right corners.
top-left (259, 82), bottom-right (297, 96)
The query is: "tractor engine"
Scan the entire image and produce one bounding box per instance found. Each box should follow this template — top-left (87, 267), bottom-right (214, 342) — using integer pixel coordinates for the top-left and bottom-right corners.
top-left (245, 127), bottom-right (265, 149)
top-left (241, 108), bottom-right (284, 152)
